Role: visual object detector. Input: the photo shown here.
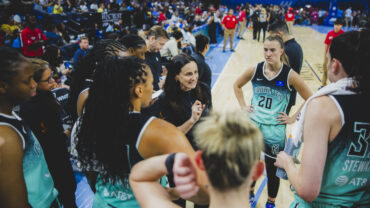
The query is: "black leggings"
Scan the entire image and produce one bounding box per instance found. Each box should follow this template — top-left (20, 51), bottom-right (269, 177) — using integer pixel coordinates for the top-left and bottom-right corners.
top-left (265, 155), bottom-right (280, 198)
top-left (251, 155), bottom-right (280, 199)
top-left (257, 22), bottom-right (268, 42)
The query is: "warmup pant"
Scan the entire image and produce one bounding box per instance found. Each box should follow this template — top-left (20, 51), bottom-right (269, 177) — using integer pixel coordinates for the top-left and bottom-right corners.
top-left (223, 28), bottom-right (236, 50)
top-left (257, 21), bottom-right (268, 42)
top-left (237, 21), bottom-right (245, 38)
top-left (253, 21), bottom-right (259, 39)
top-left (286, 21), bottom-right (294, 35)
top-left (322, 55), bottom-right (328, 86)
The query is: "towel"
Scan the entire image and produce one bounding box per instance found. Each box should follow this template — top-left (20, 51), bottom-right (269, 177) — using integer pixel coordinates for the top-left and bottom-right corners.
top-left (291, 77), bottom-right (355, 146)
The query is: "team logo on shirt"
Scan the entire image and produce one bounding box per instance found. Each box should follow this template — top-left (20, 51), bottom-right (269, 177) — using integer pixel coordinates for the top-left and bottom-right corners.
top-left (335, 175), bottom-right (348, 186)
top-left (276, 80), bottom-right (285, 87)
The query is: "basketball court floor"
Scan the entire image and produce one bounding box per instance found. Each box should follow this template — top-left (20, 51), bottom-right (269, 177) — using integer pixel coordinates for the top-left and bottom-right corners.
top-left (75, 25), bottom-right (339, 208)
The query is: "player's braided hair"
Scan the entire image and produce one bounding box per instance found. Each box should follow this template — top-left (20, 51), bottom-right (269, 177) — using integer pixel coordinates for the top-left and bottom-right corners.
top-left (0, 47), bottom-right (28, 83)
top-left (76, 56), bottom-right (148, 183)
top-left (68, 39), bottom-right (127, 122)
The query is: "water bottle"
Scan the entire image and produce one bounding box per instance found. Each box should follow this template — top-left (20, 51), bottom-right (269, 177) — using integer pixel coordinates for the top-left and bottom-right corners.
top-left (276, 134), bottom-right (302, 180)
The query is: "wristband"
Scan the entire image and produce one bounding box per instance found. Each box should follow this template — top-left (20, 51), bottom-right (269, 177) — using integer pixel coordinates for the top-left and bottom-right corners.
top-left (165, 153), bottom-right (176, 187)
top-left (165, 153), bottom-right (176, 174)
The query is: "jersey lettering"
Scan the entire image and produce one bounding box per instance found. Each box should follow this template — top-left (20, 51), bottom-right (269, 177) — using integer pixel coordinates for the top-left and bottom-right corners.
top-left (347, 122), bottom-right (370, 158)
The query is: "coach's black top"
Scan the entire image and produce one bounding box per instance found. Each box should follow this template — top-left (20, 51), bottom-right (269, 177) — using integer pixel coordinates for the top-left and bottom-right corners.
top-left (284, 38), bottom-right (303, 113)
top-left (159, 82), bottom-right (212, 148)
top-left (145, 51), bottom-right (162, 91)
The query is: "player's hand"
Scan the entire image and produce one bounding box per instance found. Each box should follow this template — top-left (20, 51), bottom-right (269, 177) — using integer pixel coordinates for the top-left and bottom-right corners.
top-left (274, 151), bottom-right (293, 169)
top-left (173, 153), bottom-right (199, 199)
top-left (190, 100), bottom-right (205, 124)
top-left (242, 105), bottom-right (254, 113)
top-left (277, 112), bottom-right (294, 124)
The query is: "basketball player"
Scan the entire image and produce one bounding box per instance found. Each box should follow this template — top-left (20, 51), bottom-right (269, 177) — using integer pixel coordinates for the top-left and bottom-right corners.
top-left (129, 111), bottom-right (265, 208)
top-left (268, 20), bottom-right (304, 114)
top-left (0, 47), bottom-right (60, 207)
top-left (275, 30), bottom-right (370, 207)
top-left (76, 56), bottom-right (208, 207)
top-left (233, 36), bottom-right (312, 207)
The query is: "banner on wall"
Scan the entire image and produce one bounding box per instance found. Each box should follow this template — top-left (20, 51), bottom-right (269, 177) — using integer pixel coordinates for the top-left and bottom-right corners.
top-left (325, 0), bottom-right (340, 25)
top-left (101, 12), bottom-right (122, 27)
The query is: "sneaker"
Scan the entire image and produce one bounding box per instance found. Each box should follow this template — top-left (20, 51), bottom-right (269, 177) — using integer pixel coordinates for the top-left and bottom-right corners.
top-left (222, 49), bottom-right (226, 52)
top-left (266, 201), bottom-right (275, 208)
top-left (230, 49), bottom-right (235, 52)
top-left (249, 195), bottom-right (256, 207)
top-left (240, 37), bottom-right (245, 40)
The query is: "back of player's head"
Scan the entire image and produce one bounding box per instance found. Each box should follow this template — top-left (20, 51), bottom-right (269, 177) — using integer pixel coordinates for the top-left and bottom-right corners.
top-left (194, 110), bottom-right (263, 190)
top-left (0, 47), bottom-right (28, 83)
top-left (120, 34), bottom-right (146, 50)
top-left (195, 34), bottom-right (209, 52)
top-left (329, 29), bottom-right (370, 96)
top-left (268, 20), bottom-right (289, 35)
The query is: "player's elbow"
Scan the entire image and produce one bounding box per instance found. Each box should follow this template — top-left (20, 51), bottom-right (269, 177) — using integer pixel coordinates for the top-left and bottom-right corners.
top-left (233, 81), bottom-right (242, 90)
top-left (296, 186), bottom-right (320, 202)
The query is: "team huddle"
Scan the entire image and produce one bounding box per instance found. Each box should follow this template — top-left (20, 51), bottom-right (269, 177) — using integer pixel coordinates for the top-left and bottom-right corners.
top-left (0, 24), bottom-right (369, 208)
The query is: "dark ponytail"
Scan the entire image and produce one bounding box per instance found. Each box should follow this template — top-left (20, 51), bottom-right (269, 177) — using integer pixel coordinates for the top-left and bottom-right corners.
top-left (329, 30), bottom-right (370, 96)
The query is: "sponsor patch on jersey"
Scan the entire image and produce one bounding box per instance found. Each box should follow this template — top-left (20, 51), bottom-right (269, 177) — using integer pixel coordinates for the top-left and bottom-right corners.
top-left (276, 80), bottom-right (285, 87)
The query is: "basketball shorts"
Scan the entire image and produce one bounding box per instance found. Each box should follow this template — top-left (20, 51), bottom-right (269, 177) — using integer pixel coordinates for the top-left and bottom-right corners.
top-left (253, 121), bottom-right (286, 157)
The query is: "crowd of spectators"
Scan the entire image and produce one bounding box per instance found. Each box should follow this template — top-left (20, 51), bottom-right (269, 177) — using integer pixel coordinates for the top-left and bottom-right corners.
top-left (0, 0), bottom-right (369, 86)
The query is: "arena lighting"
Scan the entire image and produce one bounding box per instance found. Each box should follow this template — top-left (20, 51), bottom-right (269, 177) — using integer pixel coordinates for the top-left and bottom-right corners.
top-left (306, 5), bottom-right (312, 8)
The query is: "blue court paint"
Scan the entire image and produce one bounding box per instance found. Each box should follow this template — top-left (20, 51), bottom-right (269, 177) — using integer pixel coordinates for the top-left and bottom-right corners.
top-left (206, 32), bottom-right (243, 88)
top-left (253, 177), bottom-right (268, 208)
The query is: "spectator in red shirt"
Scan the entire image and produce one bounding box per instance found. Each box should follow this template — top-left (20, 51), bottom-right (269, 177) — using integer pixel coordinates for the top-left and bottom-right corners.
top-left (195, 6), bottom-right (202, 16)
top-left (222, 9), bottom-right (238, 52)
top-left (158, 10), bottom-right (167, 25)
top-left (237, 7), bottom-right (247, 39)
top-left (321, 18), bottom-right (344, 86)
top-left (21, 15), bottom-right (47, 57)
top-left (285, 7), bottom-right (295, 35)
